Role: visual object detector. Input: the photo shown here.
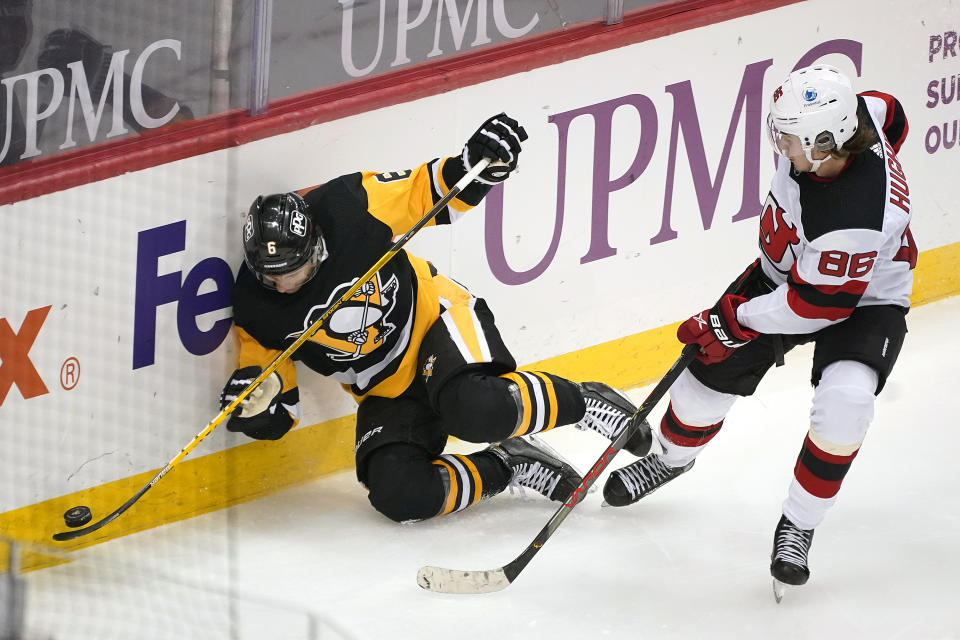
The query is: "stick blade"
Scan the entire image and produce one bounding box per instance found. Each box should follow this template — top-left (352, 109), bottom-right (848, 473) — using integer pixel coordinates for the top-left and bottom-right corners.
top-left (417, 565), bottom-right (511, 594)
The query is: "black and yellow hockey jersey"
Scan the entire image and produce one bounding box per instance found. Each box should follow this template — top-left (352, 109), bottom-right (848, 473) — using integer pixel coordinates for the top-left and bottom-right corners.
top-left (229, 156), bottom-right (492, 414)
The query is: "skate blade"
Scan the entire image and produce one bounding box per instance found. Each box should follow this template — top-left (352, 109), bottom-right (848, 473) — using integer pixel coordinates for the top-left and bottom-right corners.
top-left (772, 579), bottom-right (789, 603)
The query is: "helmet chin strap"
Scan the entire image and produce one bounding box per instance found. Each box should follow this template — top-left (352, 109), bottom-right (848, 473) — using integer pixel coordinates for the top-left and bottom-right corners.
top-left (803, 147), bottom-right (826, 173)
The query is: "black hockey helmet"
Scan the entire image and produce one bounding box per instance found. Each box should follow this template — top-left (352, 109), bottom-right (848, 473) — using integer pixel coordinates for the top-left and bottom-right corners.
top-left (242, 192), bottom-right (326, 290)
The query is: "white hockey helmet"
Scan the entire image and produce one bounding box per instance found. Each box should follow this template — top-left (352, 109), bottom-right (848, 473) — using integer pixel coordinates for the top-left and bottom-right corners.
top-left (767, 64), bottom-right (858, 170)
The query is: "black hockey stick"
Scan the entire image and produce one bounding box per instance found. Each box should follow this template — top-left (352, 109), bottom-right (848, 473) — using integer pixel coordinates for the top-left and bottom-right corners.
top-left (52, 157), bottom-right (495, 542)
top-left (417, 342), bottom-right (701, 593)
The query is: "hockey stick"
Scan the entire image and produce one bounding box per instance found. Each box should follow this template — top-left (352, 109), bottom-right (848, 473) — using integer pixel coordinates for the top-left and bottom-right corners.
top-left (352, 282), bottom-right (374, 357)
top-left (416, 342), bottom-right (700, 593)
top-left (52, 157), bottom-right (495, 542)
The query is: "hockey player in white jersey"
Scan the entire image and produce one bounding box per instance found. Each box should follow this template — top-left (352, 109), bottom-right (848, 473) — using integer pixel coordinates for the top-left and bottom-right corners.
top-left (603, 64), bottom-right (915, 600)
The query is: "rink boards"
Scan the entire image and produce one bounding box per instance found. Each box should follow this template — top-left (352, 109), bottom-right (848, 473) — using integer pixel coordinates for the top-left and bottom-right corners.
top-left (1, 0), bottom-right (958, 553)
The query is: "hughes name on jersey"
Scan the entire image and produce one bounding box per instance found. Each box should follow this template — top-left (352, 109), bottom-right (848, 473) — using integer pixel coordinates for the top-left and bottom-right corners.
top-left (230, 156), bottom-right (490, 412)
top-left (738, 91), bottom-right (917, 335)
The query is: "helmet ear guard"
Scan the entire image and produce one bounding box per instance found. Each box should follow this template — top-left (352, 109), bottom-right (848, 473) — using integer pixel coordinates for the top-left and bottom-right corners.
top-left (766, 63), bottom-right (858, 166)
top-left (243, 192), bottom-right (327, 290)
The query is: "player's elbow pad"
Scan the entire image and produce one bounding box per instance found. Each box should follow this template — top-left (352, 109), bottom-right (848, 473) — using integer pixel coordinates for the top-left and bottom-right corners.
top-left (226, 388), bottom-right (300, 440)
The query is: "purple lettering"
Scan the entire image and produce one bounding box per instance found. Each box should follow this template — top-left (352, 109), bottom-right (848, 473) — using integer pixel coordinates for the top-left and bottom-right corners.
top-left (575, 94), bottom-right (658, 264)
top-left (926, 124), bottom-right (941, 153)
top-left (485, 94), bottom-right (658, 283)
top-left (177, 257), bottom-right (234, 356)
top-left (927, 80), bottom-right (939, 108)
top-left (930, 35), bottom-right (943, 62)
top-left (133, 221), bottom-right (233, 368)
top-left (134, 222), bottom-right (187, 368)
top-left (793, 39), bottom-right (863, 73)
top-left (652, 59), bottom-right (772, 244)
top-left (945, 31), bottom-right (958, 58)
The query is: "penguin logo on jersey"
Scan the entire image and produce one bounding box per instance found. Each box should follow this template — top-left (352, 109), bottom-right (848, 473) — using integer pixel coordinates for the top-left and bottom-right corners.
top-left (287, 273), bottom-right (399, 361)
top-left (422, 354), bottom-right (436, 382)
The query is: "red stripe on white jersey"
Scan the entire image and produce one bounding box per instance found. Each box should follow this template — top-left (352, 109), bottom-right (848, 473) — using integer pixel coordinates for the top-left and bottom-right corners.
top-left (786, 289), bottom-right (854, 321)
top-left (790, 266), bottom-right (869, 296)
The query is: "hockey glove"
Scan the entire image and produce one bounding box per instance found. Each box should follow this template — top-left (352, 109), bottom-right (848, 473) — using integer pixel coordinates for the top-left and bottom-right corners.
top-left (462, 113), bottom-right (528, 185)
top-left (38, 28), bottom-right (113, 99)
top-left (220, 366), bottom-right (296, 440)
top-left (677, 295), bottom-right (759, 365)
top-left (724, 258), bottom-right (776, 298)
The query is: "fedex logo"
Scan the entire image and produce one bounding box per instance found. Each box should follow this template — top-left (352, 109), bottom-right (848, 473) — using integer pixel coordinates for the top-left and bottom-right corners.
top-left (133, 221), bottom-right (234, 369)
top-left (0, 306), bottom-right (51, 405)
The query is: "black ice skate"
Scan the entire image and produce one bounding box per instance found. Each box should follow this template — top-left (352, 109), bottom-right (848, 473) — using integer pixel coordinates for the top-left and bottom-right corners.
top-left (488, 436), bottom-right (583, 503)
top-left (770, 514), bottom-right (815, 603)
top-left (602, 454), bottom-right (694, 507)
top-left (576, 382), bottom-right (652, 457)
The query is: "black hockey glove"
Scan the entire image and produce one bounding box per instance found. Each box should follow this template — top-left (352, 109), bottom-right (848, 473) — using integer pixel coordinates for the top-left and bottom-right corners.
top-left (724, 258), bottom-right (776, 298)
top-left (723, 258), bottom-right (785, 365)
top-left (462, 113), bottom-right (528, 185)
top-left (38, 28), bottom-right (113, 99)
top-left (220, 366), bottom-right (296, 440)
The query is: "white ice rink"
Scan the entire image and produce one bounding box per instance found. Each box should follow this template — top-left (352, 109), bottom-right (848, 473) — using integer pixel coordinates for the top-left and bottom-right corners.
top-left (23, 295), bottom-right (960, 639)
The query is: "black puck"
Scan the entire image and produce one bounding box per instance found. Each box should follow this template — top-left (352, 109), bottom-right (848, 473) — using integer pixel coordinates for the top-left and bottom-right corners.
top-left (64, 505), bottom-right (92, 528)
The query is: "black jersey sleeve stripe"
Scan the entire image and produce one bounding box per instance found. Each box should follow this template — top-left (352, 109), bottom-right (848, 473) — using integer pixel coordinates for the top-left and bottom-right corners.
top-left (860, 91), bottom-right (909, 152)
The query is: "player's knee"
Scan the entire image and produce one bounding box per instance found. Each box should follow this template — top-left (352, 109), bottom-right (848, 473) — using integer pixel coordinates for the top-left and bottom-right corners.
top-left (811, 361), bottom-right (878, 443)
top-left (436, 372), bottom-right (517, 442)
top-left (669, 370), bottom-right (737, 425)
top-left (365, 446), bottom-right (444, 523)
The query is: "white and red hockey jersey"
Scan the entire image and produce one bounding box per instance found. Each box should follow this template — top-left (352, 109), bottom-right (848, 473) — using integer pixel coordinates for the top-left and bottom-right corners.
top-left (737, 91), bottom-right (916, 335)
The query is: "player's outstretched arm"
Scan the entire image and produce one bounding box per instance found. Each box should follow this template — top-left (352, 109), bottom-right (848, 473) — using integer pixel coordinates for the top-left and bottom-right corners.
top-left (361, 114), bottom-right (520, 233)
top-left (440, 113), bottom-right (527, 204)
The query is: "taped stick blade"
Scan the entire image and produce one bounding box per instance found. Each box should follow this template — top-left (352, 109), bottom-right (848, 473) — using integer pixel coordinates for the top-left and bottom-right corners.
top-left (416, 565), bottom-right (511, 594)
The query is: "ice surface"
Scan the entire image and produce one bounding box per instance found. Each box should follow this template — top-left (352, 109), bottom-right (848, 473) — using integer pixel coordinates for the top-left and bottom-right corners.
top-left (31, 295), bottom-right (960, 639)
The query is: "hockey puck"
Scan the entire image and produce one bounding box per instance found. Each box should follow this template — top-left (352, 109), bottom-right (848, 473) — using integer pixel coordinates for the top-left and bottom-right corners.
top-left (63, 505), bottom-right (92, 528)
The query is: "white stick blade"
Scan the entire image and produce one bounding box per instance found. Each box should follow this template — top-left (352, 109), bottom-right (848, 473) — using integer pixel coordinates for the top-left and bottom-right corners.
top-left (417, 566), bottom-right (510, 594)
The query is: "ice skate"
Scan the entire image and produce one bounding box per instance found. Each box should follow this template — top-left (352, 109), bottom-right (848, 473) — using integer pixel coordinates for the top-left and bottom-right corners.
top-left (602, 453), bottom-right (694, 507)
top-left (576, 382), bottom-right (652, 456)
top-left (488, 436), bottom-right (583, 502)
top-left (770, 514), bottom-right (814, 602)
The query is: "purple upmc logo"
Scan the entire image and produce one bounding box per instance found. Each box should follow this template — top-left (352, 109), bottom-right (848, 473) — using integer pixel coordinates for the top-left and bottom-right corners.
top-left (133, 221), bottom-right (234, 369)
top-left (483, 39), bottom-right (864, 286)
top-left (128, 39), bottom-right (864, 366)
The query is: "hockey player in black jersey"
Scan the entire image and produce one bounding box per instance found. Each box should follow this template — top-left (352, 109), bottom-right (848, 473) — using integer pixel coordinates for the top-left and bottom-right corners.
top-left (219, 114), bottom-right (652, 523)
top-left (602, 65), bottom-right (915, 600)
